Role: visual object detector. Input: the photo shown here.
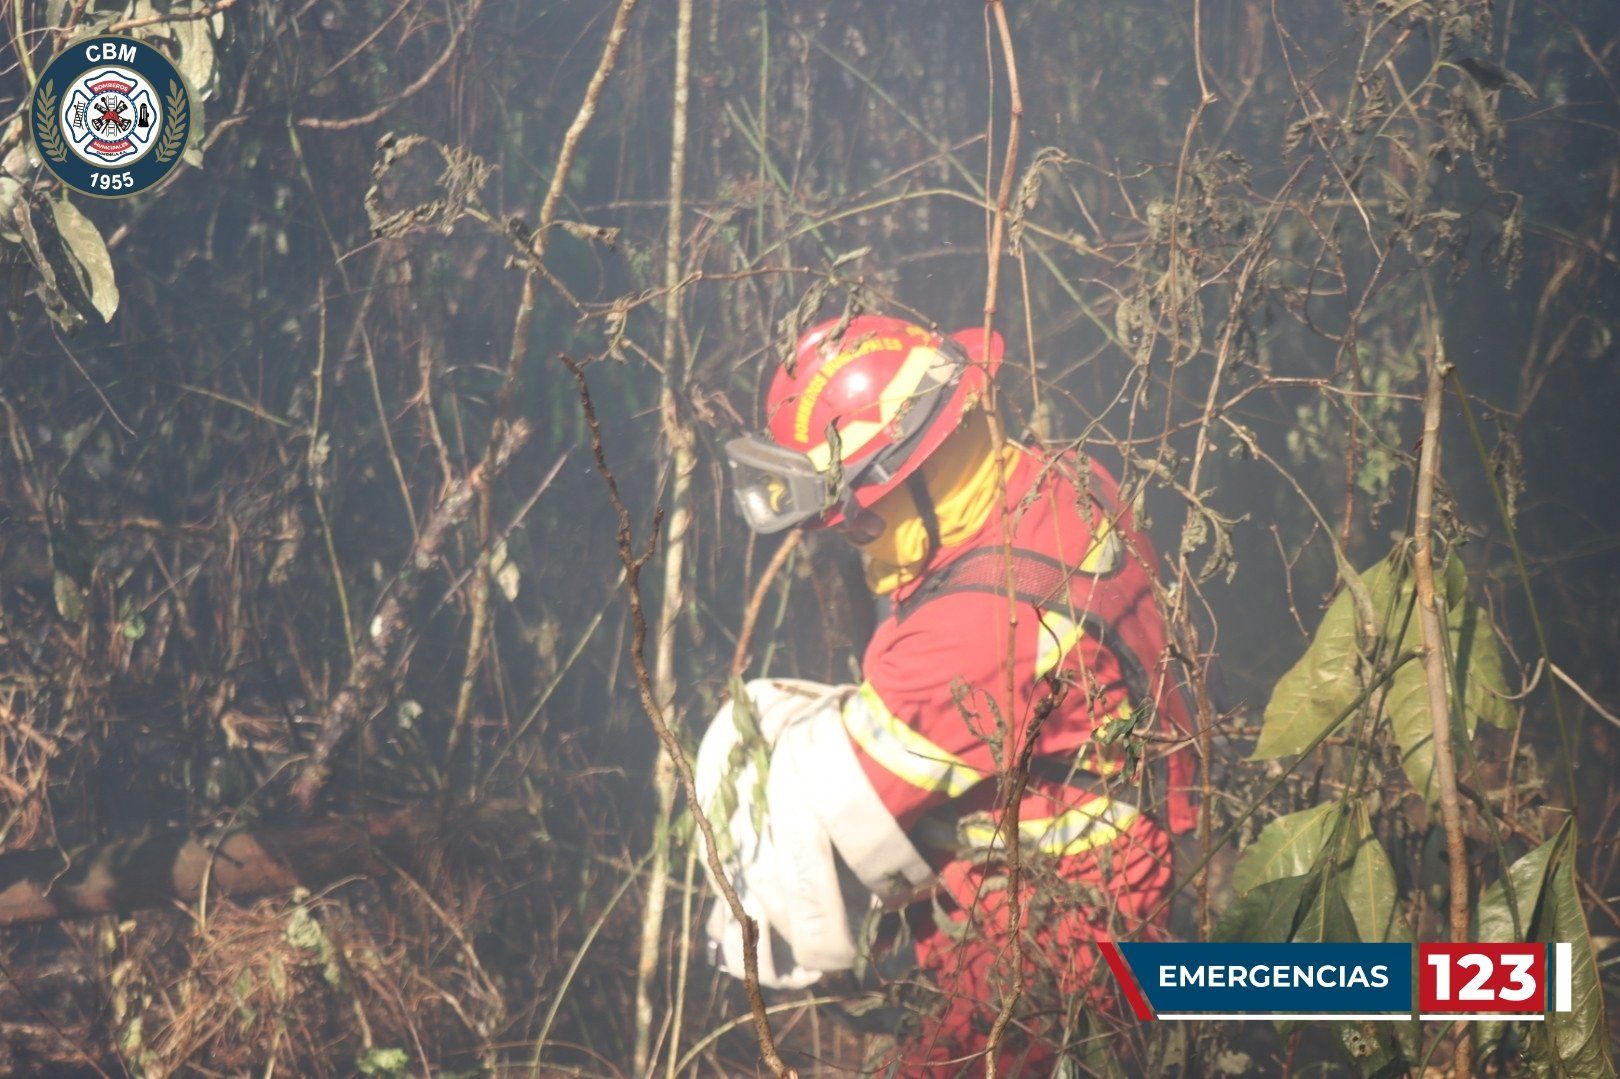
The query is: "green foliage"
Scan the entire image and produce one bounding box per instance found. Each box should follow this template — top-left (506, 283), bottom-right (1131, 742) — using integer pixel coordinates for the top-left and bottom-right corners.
top-left (1219, 802), bottom-right (1405, 947)
top-left (284, 898), bottom-right (344, 990)
top-left (1339, 816), bottom-right (1403, 946)
top-left (1254, 549), bottom-right (1512, 802)
top-left (8, 190), bottom-right (119, 330)
top-left (1228, 802), bottom-right (1339, 895)
top-left (1475, 823), bottom-right (1616, 1077)
top-left (1286, 340), bottom-right (1420, 504)
top-left (48, 195), bottom-right (118, 321)
top-left (697, 677), bottom-right (771, 862)
top-left (356, 1046), bottom-right (411, 1076)
top-left (1216, 802), bottom-right (1413, 1075)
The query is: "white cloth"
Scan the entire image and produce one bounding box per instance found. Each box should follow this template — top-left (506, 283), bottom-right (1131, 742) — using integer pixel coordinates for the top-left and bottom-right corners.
top-left (693, 678), bottom-right (930, 989)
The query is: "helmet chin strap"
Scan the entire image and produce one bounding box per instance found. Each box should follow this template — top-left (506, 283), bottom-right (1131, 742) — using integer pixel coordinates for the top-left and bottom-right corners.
top-left (904, 470), bottom-right (942, 565)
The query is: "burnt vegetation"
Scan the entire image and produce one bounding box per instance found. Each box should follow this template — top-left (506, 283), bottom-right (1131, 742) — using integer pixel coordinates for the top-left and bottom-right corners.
top-left (0, 0), bottom-right (1617, 1075)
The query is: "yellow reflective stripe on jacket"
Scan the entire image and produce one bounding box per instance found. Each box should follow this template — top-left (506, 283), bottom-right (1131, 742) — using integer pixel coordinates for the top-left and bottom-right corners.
top-left (1029, 515), bottom-right (1120, 676)
top-left (1079, 515), bottom-right (1122, 575)
top-left (1034, 610), bottom-right (1085, 679)
top-left (841, 682), bottom-right (983, 798)
top-left (958, 798), bottom-right (1140, 858)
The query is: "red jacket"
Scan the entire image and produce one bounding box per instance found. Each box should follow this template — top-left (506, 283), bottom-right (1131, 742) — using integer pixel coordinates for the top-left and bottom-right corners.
top-left (842, 447), bottom-right (1198, 842)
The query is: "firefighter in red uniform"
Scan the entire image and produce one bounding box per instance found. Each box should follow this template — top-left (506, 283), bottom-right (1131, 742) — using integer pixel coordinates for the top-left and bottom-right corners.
top-left (695, 314), bottom-right (1196, 1074)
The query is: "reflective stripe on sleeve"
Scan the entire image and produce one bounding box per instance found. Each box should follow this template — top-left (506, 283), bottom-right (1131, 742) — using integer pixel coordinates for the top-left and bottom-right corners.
top-left (841, 682), bottom-right (984, 798)
top-left (958, 797), bottom-right (1140, 859)
top-left (1034, 610), bottom-right (1086, 679)
top-left (1079, 515), bottom-right (1122, 575)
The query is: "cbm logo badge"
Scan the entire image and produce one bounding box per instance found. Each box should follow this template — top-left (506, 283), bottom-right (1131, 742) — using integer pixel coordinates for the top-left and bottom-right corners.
top-left (31, 36), bottom-right (191, 198)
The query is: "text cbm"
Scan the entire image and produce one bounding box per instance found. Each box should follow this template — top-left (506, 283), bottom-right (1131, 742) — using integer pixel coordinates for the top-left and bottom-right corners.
top-left (85, 42), bottom-right (136, 64)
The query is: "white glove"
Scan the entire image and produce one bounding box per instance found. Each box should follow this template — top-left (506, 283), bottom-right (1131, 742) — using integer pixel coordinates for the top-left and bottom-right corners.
top-left (693, 679), bottom-right (931, 989)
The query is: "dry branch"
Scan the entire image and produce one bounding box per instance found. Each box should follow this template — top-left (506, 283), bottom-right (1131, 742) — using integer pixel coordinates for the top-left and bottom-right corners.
top-left (730, 531), bottom-right (802, 678)
top-left (562, 356), bottom-right (794, 1078)
top-left (980, 5), bottom-right (1029, 1073)
top-left (290, 421), bottom-right (531, 809)
top-left (634, 0), bottom-right (697, 1069)
top-left (1412, 328), bottom-right (1471, 1076)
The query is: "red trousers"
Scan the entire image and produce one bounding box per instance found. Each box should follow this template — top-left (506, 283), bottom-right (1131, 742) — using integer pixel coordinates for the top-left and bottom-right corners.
top-left (884, 813), bottom-right (1172, 1077)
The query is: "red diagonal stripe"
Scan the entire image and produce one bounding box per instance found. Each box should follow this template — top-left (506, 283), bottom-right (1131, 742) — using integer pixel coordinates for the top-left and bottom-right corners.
top-left (1098, 940), bottom-right (1156, 1021)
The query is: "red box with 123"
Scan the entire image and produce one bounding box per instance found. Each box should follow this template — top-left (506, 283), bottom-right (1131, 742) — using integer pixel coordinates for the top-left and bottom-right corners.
top-left (1419, 943), bottom-right (1547, 1013)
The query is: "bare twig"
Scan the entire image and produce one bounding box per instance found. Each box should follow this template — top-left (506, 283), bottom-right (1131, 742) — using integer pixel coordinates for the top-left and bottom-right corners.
top-left (980, 5), bottom-right (1029, 1073)
top-left (449, 0), bottom-right (640, 813)
top-left (52, 331), bottom-right (134, 435)
top-left (563, 356), bottom-right (794, 1077)
top-left (108, 0), bottom-right (238, 32)
top-left (635, 0), bottom-right (696, 1071)
top-left (730, 531), bottom-right (802, 679)
top-left (289, 421), bottom-right (531, 810)
top-left (1452, 373), bottom-right (1581, 813)
top-left (1550, 662), bottom-right (1620, 732)
top-left (297, 1), bottom-right (481, 130)
top-left (505, 0), bottom-right (641, 404)
top-left (536, 0), bottom-right (642, 254)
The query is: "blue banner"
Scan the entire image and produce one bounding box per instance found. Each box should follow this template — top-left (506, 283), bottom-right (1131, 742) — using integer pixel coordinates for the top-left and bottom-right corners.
top-left (1117, 943), bottom-right (1413, 1014)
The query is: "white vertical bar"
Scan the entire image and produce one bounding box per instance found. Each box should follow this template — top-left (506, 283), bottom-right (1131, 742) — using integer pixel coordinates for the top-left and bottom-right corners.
top-left (1554, 942), bottom-right (1573, 1012)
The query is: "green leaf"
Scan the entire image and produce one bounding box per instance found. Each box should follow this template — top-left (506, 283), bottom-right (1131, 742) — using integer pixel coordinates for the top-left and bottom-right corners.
top-left (1221, 803), bottom-right (1406, 948)
top-left (169, 10), bottom-right (220, 101)
top-left (1445, 563), bottom-right (1514, 731)
top-left (1340, 815), bottom-right (1406, 944)
top-left (1248, 862), bottom-right (1413, 1079)
top-left (1255, 549), bottom-right (1512, 803)
top-left (1476, 824), bottom-right (1616, 1077)
top-left (1230, 802), bottom-right (1342, 894)
top-left (1527, 850), bottom-right (1615, 1079)
top-left (284, 904), bottom-right (325, 952)
top-left (1475, 830), bottom-right (1557, 1062)
top-left (1304, 870), bottom-right (1415, 1075)
top-left (53, 570), bottom-right (84, 622)
top-left (50, 196), bottom-right (119, 322)
top-left (1219, 803), bottom-right (1357, 945)
top-left (1475, 834), bottom-right (1555, 945)
top-left (1254, 555), bottom-right (1399, 760)
top-left (1338, 840), bottom-right (1415, 1079)
top-left (1382, 555), bottom-right (1514, 799)
top-left (1292, 870), bottom-right (1360, 944)
top-left (357, 1046), bottom-right (411, 1076)
top-left (1211, 874), bottom-right (1314, 943)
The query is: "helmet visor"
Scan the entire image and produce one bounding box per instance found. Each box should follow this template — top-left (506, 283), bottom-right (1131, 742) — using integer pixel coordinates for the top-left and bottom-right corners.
top-left (724, 435), bottom-right (834, 534)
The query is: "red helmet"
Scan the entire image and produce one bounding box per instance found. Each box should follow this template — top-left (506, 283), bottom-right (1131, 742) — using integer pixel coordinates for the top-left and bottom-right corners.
top-left (725, 314), bottom-right (1004, 534)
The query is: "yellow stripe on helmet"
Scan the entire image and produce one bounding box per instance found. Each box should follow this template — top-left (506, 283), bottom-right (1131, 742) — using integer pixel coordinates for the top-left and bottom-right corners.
top-left (804, 345), bottom-right (956, 471)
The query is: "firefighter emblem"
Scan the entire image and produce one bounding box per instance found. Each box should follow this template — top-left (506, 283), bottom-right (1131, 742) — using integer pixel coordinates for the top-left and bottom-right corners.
top-left (32, 36), bottom-right (191, 198)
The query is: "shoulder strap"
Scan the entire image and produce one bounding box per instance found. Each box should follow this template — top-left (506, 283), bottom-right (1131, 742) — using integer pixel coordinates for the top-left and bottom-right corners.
top-left (892, 546), bottom-right (1157, 724)
top-left (894, 545), bottom-right (1075, 624)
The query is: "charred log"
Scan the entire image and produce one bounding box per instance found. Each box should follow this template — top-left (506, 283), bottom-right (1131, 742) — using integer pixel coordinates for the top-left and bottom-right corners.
top-left (0, 801), bottom-right (527, 927)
